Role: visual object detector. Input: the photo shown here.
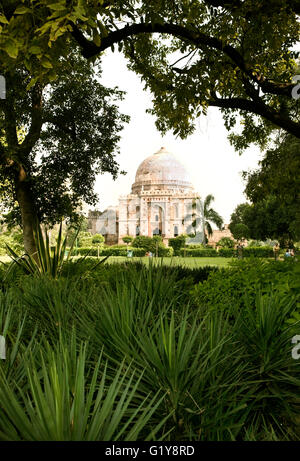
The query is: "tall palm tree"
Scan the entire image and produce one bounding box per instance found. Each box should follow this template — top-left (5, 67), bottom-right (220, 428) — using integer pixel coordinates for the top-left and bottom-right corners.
top-left (203, 194), bottom-right (223, 242)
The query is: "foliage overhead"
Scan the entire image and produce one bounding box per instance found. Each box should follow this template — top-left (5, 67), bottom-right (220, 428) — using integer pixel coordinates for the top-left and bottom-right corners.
top-left (0, 1), bottom-right (299, 148)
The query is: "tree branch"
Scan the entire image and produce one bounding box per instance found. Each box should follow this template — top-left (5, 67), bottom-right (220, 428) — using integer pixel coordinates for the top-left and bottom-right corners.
top-left (209, 93), bottom-right (300, 138)
top-left (18, 83), bottom-right (43, 159)
top-left (71, 22), bottom-right (296, 97)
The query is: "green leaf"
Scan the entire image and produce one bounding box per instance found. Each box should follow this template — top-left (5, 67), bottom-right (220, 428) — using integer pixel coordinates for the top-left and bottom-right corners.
top-left (0, 14), bottom-right (9, 24)
top-left (4, 41), bottom-right (18, 59)
top-left (40, 57), bottom-right (53, 69)
top-left (14, 6), bottom-right (31, 14)
top-left (26, 77), bottom-right (39, 91)
top-left (29, 45), bottom-right (42, 55)
top-left (48, 3), bottom-right (68, 11)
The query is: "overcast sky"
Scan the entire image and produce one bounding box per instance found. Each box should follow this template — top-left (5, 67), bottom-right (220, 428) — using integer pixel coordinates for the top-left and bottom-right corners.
top-left (93, 50), bottom-right (263, 225)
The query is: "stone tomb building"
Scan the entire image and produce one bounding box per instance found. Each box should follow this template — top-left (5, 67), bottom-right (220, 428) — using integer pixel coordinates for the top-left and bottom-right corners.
top-left (88, 147), bottom-right (204, 245)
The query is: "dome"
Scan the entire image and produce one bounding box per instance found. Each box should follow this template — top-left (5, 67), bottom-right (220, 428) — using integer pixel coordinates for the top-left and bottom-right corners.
top-left (131, 147), bottom-right (194, 194)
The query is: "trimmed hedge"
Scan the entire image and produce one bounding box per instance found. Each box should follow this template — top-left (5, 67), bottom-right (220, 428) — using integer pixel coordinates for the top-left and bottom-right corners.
top-left (179, 248), bottom-right (218, 257)
top-left (73, 247), bottom-right (98, 256)
top-left (73, 245), bottom-right (173, 257)
top-left (168, 235), bottom-right (186, 255)
top-left (74, 246), bottom-right (146, 257)
top-left (242, 246), bottom-right (274, 258)
top-left (73, 245), bottom-right (273, 258)
top-left (218, 248), bottom-right (236, 257)
top-left (157, 247), bottom-right (174, 257)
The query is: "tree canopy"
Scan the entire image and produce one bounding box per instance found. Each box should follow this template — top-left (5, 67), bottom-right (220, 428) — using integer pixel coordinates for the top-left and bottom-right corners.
top-left (243, 132), bottom-right (300, 243)
top-left (229, 131), bottom-right (300, 246)
top-left (0, 1), bottom-right (298, 147)
top-left (0, 50), bottom-right (128, 253)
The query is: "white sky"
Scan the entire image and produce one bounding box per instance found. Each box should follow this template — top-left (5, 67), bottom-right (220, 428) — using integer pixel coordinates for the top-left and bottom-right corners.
top-left (93, 50), bottom-right (263, 225)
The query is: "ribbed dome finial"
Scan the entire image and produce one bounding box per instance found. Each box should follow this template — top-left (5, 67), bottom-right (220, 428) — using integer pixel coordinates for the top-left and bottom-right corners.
top-left (155, 146), bottom-right (167, 154)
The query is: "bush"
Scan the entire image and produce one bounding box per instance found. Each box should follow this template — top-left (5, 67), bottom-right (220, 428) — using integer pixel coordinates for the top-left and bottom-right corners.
top-left (217, 237), bottom-right (235, 248)
top-left (101, 246), bottom-right (145, 257)
top-left (132, 235), bottom-right (169, 256)
top-left (157, 247), bottom-right (174, 257)
top-left (185, 244), bottom-right (205, 249)
top-left (179, 248), bottom-right (218, 257)
top-left (168, 235), bottom-right (186, 255)
top-left (75, 246), bottom-right (146, 257)
top-left (122, 236), bottom-right (134, 245)
top-left (243, 246), bottom-right (274, 258)
top-left (191, 258), bottom-right (300, 316)
top-left (132, 235), bottom-right (155, 251)
top-left (91, 234), bottom-right (105, 246)
top-left (0, 231), bottom-right (24, 256)
top-left (74, 246), bottom-right (98, 256)
top-left (77, 231), bottom-right (94, 247)
top-left (218, 248), bottom-right (236, 257)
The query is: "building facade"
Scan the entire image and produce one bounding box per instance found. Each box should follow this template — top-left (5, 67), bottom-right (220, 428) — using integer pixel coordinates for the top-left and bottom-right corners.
top-left (88, 147), bottom-right (205, 245)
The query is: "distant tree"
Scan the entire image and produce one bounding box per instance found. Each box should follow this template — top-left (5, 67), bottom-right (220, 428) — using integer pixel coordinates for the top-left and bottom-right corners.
top-left (230, 223), bottom-right (250, 241)
top-left (0, 51), bottom-right (128, 255)
top-left (229, 197), bottom-right (295, 247)
top-left (243, 133), bottom-right (300, 244)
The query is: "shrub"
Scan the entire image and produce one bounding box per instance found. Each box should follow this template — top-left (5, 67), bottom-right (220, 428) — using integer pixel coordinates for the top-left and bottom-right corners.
top-left (132, 235), bottom-right (154, 251)
top-left (75, 245), bottom-right (145, 257)
top-left (75, 247), bottom-right (98, 256)
top-left (243, 246), bottom-right (274, 258)
top-left (122, 236), bottom-right (134, 245)
top-left (157, 247), bottom-right (174, 257)
top-left (132, 235), bottom-right (168, 256)
top-left (77, 231), bottom-right (94, 247)
top-left (168, 235), bottom-right (186, 255)
top-left (0, 231), bottom-right (24, 256)
top-left (0, 259), bottom-right (300, 440)
top-left (179, 248), bottom-right (218, 257)
top-left (91, 234), bottom-right (105, 246)
top-left (191, 258), bottom-right (300, 317)
top-left (6, 222), bottom-right (78, 279)
top-left (218, 248), bottom-right (236, 257)
top-left (101, 246), bottom-right (145, 257)
top-left (185, 244), bottom-right (205, 249)
top-left (217, 237), bottom-right (235, 248)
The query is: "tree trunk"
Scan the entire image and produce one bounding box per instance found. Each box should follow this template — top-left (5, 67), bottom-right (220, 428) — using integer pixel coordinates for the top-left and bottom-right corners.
top-left (15, 166), bottom-right (38, 257)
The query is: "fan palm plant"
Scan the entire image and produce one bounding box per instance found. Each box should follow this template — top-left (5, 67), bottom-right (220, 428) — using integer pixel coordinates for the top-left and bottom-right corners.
top-left (203, 194), bottom-right (223, 242)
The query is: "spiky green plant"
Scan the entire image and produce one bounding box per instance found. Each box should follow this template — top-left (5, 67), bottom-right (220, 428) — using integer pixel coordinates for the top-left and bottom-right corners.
top-left (5, 222), bottom-right (108, 279)
top-left (0, 337), bottom-right (172, 441)
top-left (5, 222), bottom-right (76, 278)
